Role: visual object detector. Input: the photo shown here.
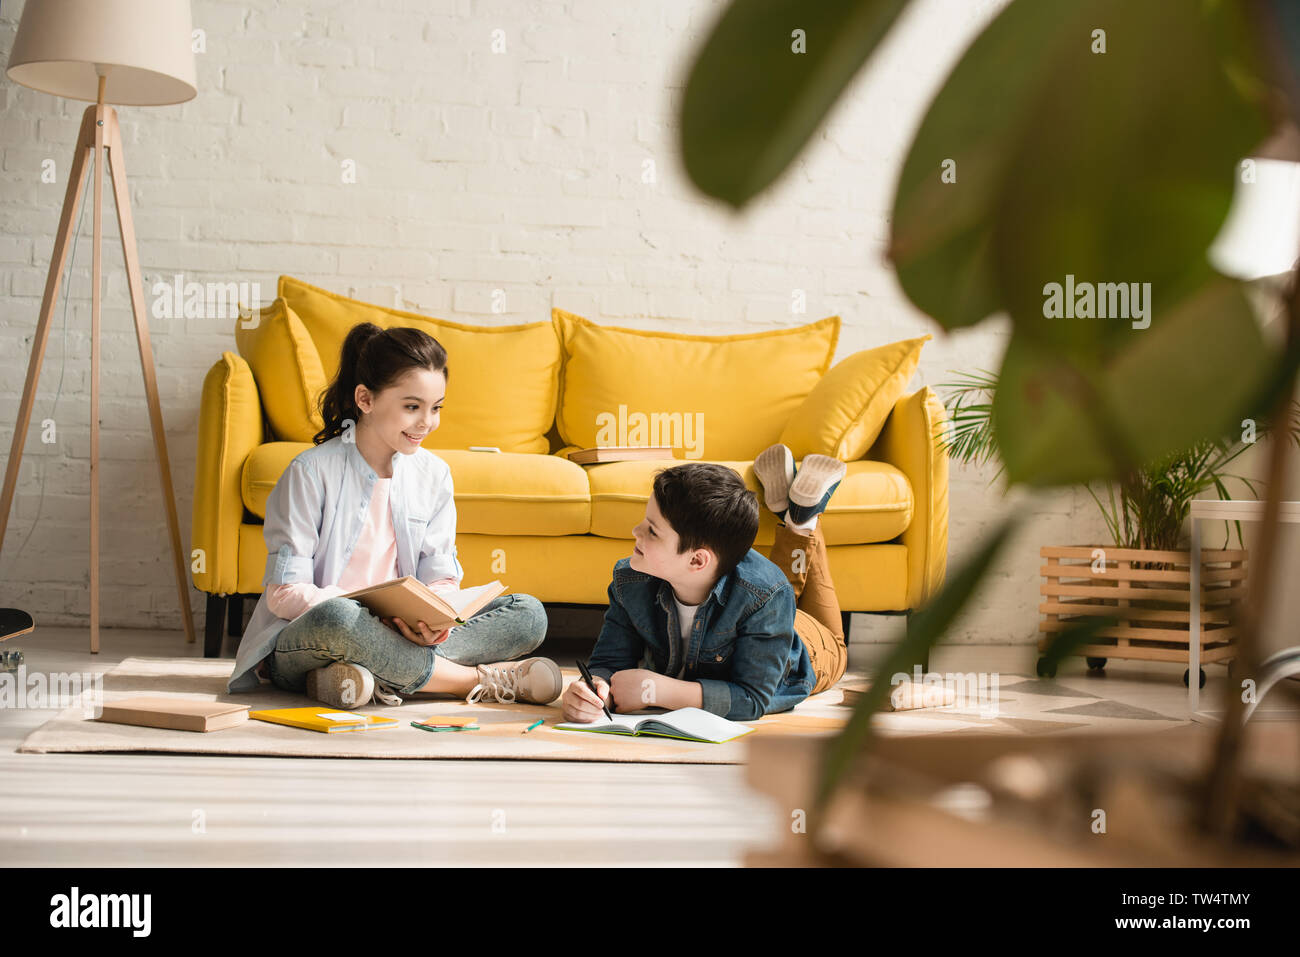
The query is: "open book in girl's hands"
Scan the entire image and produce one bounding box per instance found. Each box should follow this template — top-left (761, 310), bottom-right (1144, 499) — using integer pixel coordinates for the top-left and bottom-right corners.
top-left (340, 578), bottom-right (506, 630)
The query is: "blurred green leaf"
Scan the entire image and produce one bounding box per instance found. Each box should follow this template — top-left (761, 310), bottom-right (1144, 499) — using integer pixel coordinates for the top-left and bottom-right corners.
top-left (889, 0), bottom-right (1085, 330)
top-left (1240, 306), bottom-right (1300, 427)
top-left (993, 334), bottom-right (1123, 486)
top-left (1105, 278), bottom-right (1273, 456)
top-left (812, 513), bottom-right (1020, 820)
top-left (679, 0), bottom-right (911, 208)
top-left (1256, 0), bottom-right (1300, 125)
top-left (992, 0), bottom-right (1269, 349)
top-left (993, 276), bottom-right (1272, 486)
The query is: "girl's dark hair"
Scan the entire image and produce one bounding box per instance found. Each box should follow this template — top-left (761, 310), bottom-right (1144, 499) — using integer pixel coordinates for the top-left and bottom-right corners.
top-left (312, 323), bottom-right (449, 445)
top-left (651, 463), bottom-right (760, 581)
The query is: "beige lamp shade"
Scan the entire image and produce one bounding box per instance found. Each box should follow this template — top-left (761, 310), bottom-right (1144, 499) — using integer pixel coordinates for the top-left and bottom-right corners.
top-left (6, 0), bottom-right (197, 106)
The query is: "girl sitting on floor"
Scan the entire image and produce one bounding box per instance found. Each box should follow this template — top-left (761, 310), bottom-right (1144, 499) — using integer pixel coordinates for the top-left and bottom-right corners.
top-left (227, 322), bottom-right (561, 709)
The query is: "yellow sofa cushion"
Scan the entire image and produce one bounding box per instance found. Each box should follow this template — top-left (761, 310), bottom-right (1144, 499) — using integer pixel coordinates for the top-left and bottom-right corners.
top-left (780, 334), bottom-right (932, 460)
top-left (552, 309), bottom-right (839, 462)
top-left (278, 275), bottom-right (561, 454)
top-left (581, 456), bottom-right (913, 546)
top-left (233, 298), bottom-right (326, 443)
top-left (242, 443), bottom-right (592, 535)
top-left (431, 449), bottom-right (591, 536)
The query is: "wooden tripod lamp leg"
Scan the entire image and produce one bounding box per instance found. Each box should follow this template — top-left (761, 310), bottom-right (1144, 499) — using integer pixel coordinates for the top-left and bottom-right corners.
top-left (0, 99), bottom-right (197, 652)
top-left (90, 100), bottom-right (104, 654)
top-left (0, 108), bottom-right (95, 635)
top-left (104, 108), bottom-right (197, 647)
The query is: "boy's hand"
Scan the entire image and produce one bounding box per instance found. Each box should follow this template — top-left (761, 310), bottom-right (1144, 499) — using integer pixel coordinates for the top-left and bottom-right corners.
top-left (382, 617), bottom-right (451, 646)
top-left (611, 669), bottom-right (665, 710)
top-left (561, 674), bottom-right (612, 723)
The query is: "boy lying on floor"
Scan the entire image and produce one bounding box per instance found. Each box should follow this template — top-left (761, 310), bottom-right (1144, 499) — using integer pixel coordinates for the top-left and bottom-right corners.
top-left (560, 447), bottom-right (850, 723)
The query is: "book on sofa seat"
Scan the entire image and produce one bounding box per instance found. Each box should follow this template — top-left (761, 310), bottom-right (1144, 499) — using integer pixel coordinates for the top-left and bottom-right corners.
top-left (552, 706), bottom-right (754, 743)
top-left (340, 578), bottom-right (506, 630)
top-left (567, 446), bottom-right (676, 465)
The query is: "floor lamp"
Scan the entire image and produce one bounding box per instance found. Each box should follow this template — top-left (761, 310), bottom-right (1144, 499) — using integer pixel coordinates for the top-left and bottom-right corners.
top-left (1, 0), bottom-right (199, 652)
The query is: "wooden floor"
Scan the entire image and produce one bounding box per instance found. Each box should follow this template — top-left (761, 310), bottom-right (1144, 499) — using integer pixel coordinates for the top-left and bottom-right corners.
top-left (0, 626), bottom-right (1267, 866)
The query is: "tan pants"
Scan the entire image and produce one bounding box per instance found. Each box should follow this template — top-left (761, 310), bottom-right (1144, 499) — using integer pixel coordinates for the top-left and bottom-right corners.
top-left (768, 520), bottom-right (848, 695)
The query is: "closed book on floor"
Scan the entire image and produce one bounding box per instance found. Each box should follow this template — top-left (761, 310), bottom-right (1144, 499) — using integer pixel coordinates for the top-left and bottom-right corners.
top-left (340, 578), bottom-right (506, 630)
top-left (552, 706), bottom-right (754, 743)
top-left (95, 696), bottom-right (250, 732)
top-left (249, 707), bottom-right (399, 733)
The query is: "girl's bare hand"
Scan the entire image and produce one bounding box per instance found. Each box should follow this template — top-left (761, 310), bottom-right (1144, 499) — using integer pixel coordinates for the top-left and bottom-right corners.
top-left (381, 616), bottom-right (450, 646)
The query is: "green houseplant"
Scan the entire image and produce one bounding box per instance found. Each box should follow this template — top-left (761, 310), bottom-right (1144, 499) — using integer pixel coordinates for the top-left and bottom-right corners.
top-left (678, 0), bottom-right (1300, 860)
top-left (940, 367), bottom-right (1300, 684)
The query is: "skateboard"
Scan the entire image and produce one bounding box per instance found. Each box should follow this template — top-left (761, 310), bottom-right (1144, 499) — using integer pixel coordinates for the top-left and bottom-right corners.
top-left (0, 608), bottom-right (34, 642)
top-left (0, 609), bottom-right (33, 672)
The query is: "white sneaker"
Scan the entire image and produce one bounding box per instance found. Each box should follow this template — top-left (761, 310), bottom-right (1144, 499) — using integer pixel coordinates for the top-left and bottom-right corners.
top-left (305, 662), bottom-right (375, 709)
top-left (753, 443), bottom-right (797, 516)
top-left (466, 657), bottom-right (563, 705)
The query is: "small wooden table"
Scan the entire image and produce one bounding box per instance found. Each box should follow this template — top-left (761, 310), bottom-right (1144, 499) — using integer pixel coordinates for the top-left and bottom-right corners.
top-left (1189, 498), bottom-right (1300, 723)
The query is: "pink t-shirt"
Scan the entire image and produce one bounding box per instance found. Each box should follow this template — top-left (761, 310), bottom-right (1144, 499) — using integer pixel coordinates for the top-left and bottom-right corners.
top-left (266, 476), bottom-right (458, 620)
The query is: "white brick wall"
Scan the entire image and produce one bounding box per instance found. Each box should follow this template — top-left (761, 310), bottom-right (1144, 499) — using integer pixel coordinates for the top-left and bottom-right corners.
top-left (0, 0), bottom-right (1149, 645)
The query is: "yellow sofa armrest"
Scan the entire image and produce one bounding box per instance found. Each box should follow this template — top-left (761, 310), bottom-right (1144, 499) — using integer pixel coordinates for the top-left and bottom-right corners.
top-left (867, 386), bottom-right (950, 608)
top-left (192, 352), bottom-right (264, 596)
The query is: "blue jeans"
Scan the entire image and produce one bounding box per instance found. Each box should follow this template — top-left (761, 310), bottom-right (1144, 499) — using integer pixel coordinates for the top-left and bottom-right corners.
top-left (267, 594), bottom-right (548, 698)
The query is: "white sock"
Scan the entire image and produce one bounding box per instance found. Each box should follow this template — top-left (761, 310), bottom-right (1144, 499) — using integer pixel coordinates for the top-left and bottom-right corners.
top-left (784, 509), bottom-right (817, 531)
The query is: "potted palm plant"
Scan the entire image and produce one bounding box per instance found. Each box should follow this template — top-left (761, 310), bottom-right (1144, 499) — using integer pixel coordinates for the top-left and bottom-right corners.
top-left (940, 368), bottom-right (1300, 686)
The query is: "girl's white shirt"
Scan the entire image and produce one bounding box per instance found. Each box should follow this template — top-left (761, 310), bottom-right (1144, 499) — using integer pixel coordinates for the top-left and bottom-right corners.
top-left (226, 432), bottom-right (463, 693)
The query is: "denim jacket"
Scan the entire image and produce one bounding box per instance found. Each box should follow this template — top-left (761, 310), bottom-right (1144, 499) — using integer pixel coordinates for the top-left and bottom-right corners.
top-left (587, 549), bottom-right (815, 721)
top-left (226, 433), bottom-right (463, 693)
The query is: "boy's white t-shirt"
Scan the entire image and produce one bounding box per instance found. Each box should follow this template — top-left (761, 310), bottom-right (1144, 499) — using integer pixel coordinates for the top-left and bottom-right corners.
top-left (670, 593), bottom-right (700, 679)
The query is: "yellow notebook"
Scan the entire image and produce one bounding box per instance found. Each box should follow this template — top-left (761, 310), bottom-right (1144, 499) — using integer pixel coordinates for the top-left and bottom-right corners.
top-left (249, 707), bottom-right (399, 733)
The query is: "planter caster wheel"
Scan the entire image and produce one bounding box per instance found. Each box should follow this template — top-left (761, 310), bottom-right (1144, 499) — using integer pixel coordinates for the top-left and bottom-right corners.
top-left (1036, 657), bottom-right (1057, 678)
top-left (1183, 667), bottom-right (1206, 689)
top-left (1086, 657), bottom-right (1107, 671)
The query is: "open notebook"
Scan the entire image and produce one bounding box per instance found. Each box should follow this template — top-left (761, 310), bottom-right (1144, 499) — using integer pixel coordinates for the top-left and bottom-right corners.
top-left (552, 706), bottom-right (754, 744)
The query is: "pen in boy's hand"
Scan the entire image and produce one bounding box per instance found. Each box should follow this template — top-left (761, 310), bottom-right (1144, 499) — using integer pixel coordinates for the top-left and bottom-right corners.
top-left (575, 658), bottom-right (612, 721)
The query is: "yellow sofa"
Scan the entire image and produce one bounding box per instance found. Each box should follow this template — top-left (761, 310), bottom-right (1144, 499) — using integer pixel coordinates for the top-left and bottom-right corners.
top-left (191, 276), bottom-right (950, 659)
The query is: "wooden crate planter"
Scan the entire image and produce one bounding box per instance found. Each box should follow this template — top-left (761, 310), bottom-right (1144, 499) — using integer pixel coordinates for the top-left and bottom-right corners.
top-left (1038, 545), bottom-right (1248, 685)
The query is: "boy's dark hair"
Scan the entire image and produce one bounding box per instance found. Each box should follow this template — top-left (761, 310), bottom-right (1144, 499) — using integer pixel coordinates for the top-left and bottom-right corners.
top-left (651, 463), bottom-right (760, 581)
top-left (313, 323), bottom-right (449, 445)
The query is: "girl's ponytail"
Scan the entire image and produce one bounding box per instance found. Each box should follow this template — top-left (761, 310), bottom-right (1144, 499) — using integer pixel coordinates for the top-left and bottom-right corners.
top-left (313, 322), bottom-right (449, 445)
